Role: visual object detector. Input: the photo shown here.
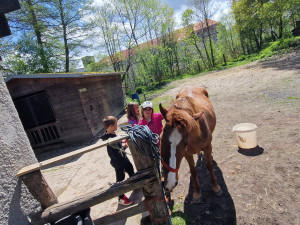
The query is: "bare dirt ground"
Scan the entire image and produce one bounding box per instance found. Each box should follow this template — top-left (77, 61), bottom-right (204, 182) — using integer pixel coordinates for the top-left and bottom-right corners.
top-left (40, 51), bottom-right (300, 225)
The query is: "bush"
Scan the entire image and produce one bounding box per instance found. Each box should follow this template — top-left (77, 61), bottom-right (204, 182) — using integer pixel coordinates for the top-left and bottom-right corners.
top-left (136, 87), bottom-right (143, 94)
top-left (231, 55), bottom-right (248, 62)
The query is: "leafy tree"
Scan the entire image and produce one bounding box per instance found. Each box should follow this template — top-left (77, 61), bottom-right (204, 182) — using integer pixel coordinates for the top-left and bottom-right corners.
top-left (43, 0), bottom-right (91, 72)
top-left (6, 0), bottom-right (54, 73)
top-left (216, 12), bottom-right (242, 60)
top-left (157, 5), bottom-right (180, 77)
top-left (188, 0), bottom-right (218, 67)
top-left (91, 3), bottom-right (123, 72)
top-left (181, 8), bottom-right (209, 70)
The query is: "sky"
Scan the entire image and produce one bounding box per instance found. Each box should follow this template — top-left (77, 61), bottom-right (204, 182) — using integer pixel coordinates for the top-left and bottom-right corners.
top-left (93, 0), bottom-right (231, 27)
top-left (161, 0), bottom-right (231, 28)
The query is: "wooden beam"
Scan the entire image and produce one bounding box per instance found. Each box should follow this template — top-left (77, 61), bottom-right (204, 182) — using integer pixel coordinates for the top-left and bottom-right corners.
top-left (30, 167), bottom-right (155, 225)
top-left (93, 202), bottom-right (147, 225)
top-left (17, 134), bottom-right (129, 177)
top-left (127, 139), bottom-right (171, 225)
top-left (22, 170), bottom-right (58, 209)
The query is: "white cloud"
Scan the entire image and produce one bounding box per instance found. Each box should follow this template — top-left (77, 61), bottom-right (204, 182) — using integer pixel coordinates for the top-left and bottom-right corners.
top-left (170, 0), bottom-right (230, 29)
top-left (92, 0), bottom-right (111, 7)
top-left (173, 5), bottom-right (189, 29)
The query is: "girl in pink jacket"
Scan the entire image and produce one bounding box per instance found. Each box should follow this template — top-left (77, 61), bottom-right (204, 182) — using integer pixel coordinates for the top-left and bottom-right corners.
top-left (139, 101), bottom-right (163, 135)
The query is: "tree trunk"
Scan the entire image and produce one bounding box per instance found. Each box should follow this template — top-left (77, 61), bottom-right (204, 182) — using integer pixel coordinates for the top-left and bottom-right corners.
top-left (240, 34), bottom-right (246, 55)
top-left (26, 0), bottom-right (48, 72)
top-left (259, 22), bottom-right (263, 50)
top-left (58, 0), bottom-right (69, 72)
top-left (279, 16), bottom-right (283, 39)
top-left (193, 38), bottom-right (208, 69)
top-left (253, 30), bottom-right (261, 51)
top-left (202, 37), bottom-right (212, 68)
top-left (205, 18), bottom-right (215, 67)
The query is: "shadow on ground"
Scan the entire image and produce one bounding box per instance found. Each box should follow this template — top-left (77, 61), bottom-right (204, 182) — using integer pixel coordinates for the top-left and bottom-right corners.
top-left (238, 145), bottom-right (264, 156)
top-left (183, 154), bottom-right (236, 225)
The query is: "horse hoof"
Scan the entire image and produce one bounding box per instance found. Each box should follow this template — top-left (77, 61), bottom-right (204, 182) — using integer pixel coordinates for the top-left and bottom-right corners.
top-left (214, 188), bottom-right (223, 196)
top-left (192, 193), bottom-right (201, 203)
top-left (192, 197), bottom-right (201, 203)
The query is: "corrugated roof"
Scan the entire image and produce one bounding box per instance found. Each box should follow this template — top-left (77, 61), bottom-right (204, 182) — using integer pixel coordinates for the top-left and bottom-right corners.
top-left (5, 72), bottom-right (126, 83)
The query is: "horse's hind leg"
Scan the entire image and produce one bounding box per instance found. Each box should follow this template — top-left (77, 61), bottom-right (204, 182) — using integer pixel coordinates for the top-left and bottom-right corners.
top-left (204, 143), bottom-right (223, 196)
top-left (185, 154), bottom-right (201, 202)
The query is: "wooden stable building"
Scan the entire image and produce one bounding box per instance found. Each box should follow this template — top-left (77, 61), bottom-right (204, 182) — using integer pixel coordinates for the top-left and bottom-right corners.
top-left (5, 72), bottom-right (126, 152)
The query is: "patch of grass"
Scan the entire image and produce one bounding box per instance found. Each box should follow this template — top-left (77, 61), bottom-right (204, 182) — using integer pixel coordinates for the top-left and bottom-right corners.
top-left (137, 84), bottom-right (177, 105)
top-left (125, 96), bottom-right (140, 105)
top-left (151, 95), bottom-right (173, 112)
top-left (171, 203), bottom-right (190, 225)
top-left (288, 96), bottom-right (300, 100)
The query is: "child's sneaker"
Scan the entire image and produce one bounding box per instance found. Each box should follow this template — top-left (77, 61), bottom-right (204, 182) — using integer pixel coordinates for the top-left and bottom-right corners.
top-left (118, 195), bottom-right (133, 205)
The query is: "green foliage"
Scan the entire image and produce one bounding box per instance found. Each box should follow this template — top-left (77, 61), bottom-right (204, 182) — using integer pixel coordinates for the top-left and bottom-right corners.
top-left (135, 87), bottom-right (143, 94)
top-left (258, 37), bottom-right (298, 59)
top-left (5, 34), bottom-right (58, 74)
top-left (288, 96), bottom-right (300, 100)
top-left (2, 0), bottom-right (91, 74)
top-left (170, 203), bottom-right (191, 225)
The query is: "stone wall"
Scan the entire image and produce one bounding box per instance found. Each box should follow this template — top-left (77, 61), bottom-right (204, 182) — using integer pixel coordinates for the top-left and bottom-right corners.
top-left (0, 75), bottom-right (40, 224)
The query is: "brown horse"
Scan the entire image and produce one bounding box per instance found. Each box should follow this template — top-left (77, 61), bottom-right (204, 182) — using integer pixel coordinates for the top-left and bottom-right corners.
top-left (159, 86), bottom-right (222, 202)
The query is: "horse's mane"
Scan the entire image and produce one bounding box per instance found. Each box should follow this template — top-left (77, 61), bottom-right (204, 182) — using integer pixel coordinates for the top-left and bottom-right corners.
top-left (171, 96), bottom-right (197, 114)
top-left (168, 96), bottom-right (199, 132)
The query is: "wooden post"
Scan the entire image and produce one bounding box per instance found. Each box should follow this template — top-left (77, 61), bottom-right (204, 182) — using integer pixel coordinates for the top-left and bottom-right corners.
top-left (22, 170), bottom-right (58, 209)
top-left (127, 138), bottom-right (171, 225)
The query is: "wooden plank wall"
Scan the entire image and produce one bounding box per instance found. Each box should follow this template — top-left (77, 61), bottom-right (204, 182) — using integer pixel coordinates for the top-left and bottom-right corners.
top-left (6, 75), bottom-right (124, 150)
top-left (76, 76), bottom-right (124, 136)
top-left (46, 79), bottom-right (93, 143)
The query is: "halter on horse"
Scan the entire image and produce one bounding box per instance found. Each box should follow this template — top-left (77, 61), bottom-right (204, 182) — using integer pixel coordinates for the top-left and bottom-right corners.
top-left (159, 87), bottom-right (222, 202)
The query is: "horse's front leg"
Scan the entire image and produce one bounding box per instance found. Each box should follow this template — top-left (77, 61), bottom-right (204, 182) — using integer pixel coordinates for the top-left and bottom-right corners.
top-left (204, 143), bottom-right (223, 196)
top-left (185, 154), bottom-right (201, 203)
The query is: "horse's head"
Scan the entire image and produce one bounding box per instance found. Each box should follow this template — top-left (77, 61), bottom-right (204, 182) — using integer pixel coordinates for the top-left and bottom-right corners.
top-left (159, 103), bottom-right (203, 192)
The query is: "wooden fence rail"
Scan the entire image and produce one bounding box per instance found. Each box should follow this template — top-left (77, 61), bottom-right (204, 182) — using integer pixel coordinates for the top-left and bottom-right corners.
top-left (31, 168), bottom-right (156, 225)
top-left (18, 134), bottom-right (171, 225)
top-left (17, 135), bottom-right (129, 177)
top-left (93, 202), bottom-right (147, 225)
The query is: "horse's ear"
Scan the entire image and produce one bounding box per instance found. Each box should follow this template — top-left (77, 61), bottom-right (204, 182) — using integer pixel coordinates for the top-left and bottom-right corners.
top-left (193, 111), bottom-right (204, 120)
top-left (159, 103), bottom-right (168, 121)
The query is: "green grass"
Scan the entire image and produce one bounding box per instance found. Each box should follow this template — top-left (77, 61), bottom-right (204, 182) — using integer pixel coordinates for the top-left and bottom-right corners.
top-left (126, 84), bottom-right (176, 106)
top-left (288, 96), bottom-right (300, 100)
top-left (171, 203), bottom-right (191, 225)
top-left (151, 95), bottom-right (173, 112)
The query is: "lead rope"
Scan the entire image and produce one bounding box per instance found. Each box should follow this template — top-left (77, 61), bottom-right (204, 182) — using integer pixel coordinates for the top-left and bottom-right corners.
top-left (121, 124), bottom-right (173, 225)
